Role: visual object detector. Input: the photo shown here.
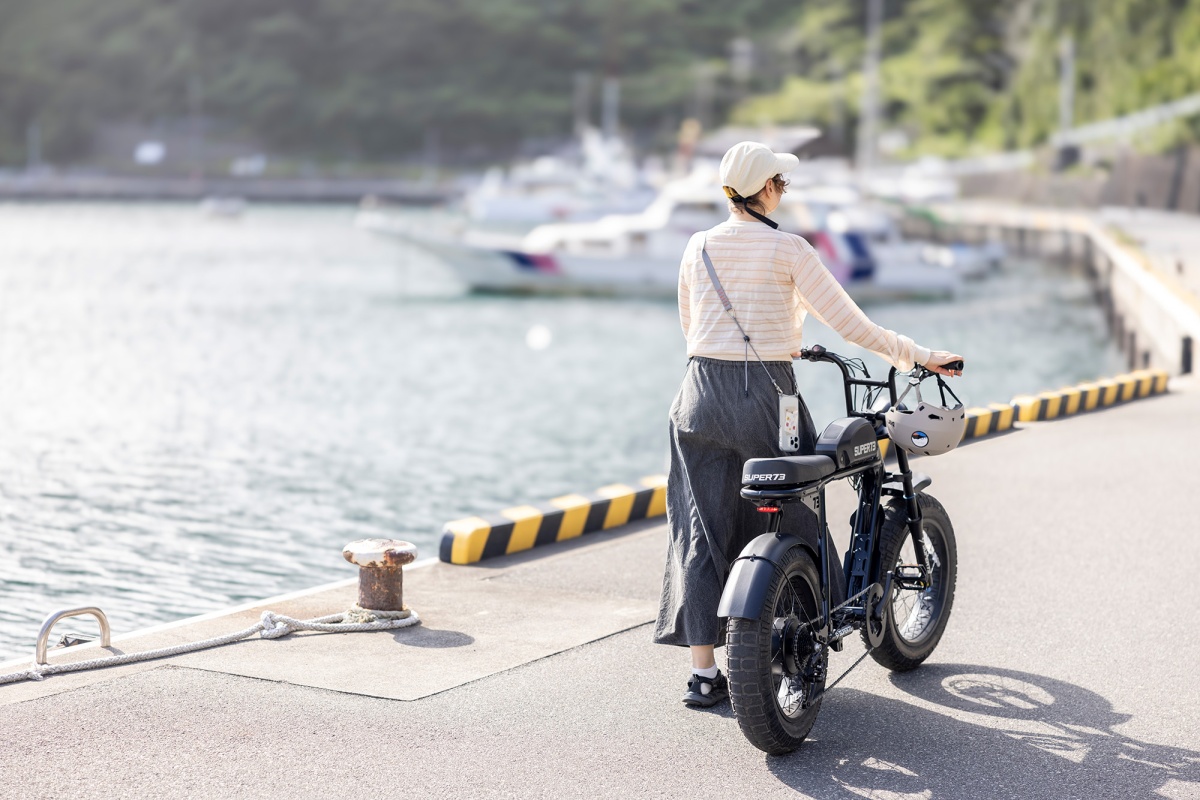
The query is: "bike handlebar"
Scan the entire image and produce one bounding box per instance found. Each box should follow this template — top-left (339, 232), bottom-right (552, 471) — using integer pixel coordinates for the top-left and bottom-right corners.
top-left (797, 346), bottom-right (963, 374)
top-left (795, 344), bottom-right (964, 422)
top-left (795, 344), bottom-right (835, 364)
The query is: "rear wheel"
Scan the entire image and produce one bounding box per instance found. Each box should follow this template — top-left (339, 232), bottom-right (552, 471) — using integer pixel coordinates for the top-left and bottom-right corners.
top-left (726, 546), bottom-right (827, 755)
top-left (866, 493), bottom-right (958, 671)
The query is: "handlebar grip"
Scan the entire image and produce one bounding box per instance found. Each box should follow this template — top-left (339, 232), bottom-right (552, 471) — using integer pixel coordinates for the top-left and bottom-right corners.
top-left (939, 360), bottom-right (964, 372)
top-left (798, 344), bottom-right (827, 362)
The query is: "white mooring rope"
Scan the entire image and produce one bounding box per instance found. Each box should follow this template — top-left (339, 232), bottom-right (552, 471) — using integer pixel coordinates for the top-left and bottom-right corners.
top-left (0, 607), bottom-right (420, 686)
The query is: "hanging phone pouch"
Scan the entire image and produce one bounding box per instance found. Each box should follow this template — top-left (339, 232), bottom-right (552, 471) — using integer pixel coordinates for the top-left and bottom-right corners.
top-left (699, 235), bottom-right (800, 452)
top-left (778, 394), bottom-right (800, 451)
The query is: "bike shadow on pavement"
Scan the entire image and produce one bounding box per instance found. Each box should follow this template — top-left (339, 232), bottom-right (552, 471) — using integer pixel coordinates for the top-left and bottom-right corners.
top-left (766, 664), bottom-right (1200, 800)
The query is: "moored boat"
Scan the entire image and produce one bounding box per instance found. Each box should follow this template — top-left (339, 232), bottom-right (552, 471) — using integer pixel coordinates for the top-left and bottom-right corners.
top-left (360, 170), bottom-right (964, 301)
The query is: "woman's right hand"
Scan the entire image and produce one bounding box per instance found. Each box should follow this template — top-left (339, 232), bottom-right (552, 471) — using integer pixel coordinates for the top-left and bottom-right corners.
top-left (924, 351), bottom-right (964, 377)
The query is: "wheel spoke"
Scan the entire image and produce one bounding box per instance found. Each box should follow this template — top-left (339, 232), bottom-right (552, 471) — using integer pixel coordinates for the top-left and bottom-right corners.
top-left (776, 573), bottom-right (805, 620)
top-left (890, 523), bottom-right (944, 643)
top-left (777, 676), bottom-right (803, 715)
top-left (768, 572), bottom-right (825, 721)
top-left (862, 498), bottom-right (956, 678)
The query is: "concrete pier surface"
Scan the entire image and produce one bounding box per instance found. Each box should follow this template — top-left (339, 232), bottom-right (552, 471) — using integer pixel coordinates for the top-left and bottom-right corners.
top-left (1098, 207), bottom-right (1200, 308)
top-left (2, 377), bottom-right (1198, 799)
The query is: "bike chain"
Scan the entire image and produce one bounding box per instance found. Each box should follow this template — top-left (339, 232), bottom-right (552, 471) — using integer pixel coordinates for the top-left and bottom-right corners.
top-left (791, 582), bottom-right (880, 641)
top-left (785, 582), bottom-right (884, 709)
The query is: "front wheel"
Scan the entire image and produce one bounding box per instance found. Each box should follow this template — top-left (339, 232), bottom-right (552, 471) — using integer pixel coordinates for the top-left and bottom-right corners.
top-left (865, 493), bottom-right (958, 671)
top-left (726, 546), bottom-right (827, 755)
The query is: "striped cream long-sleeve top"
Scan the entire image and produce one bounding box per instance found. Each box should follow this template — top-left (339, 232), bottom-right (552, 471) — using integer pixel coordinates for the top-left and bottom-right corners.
top-left (678, 220), bottom-right (932, 371)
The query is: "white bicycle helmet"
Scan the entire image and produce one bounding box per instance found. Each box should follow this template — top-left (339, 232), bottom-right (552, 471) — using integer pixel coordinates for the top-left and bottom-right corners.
top-left (884, 373), bottom-right (967, 456)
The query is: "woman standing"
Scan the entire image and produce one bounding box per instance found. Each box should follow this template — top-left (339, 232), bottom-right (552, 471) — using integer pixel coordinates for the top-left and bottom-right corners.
top-left (654, 142), bottom-right (964, 707)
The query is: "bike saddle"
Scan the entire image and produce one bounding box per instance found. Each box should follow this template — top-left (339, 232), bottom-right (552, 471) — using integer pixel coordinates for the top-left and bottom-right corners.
top-left (742, 455), bottom-right (837, 486)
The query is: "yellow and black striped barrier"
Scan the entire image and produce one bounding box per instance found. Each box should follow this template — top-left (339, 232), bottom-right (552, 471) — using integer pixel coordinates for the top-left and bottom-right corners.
top-left (439, 369), bottom-right (1168, 565)
top-left (1010, 369), bottom-right (1167, 423)
top-left (439, 476), bottom-right (667, 565)
top-left (961, 402), bottom-right (1019, 441)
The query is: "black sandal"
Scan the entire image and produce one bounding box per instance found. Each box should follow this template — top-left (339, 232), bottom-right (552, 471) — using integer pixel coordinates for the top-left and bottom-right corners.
top-left (682, 670), bottom-right (729, 707)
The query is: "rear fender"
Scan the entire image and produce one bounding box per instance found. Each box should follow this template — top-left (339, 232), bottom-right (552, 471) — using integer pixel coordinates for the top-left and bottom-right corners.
top-left (718, 532), bottom-right (829, 621)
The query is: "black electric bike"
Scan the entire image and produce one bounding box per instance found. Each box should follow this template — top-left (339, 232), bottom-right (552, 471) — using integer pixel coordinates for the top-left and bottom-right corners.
top-left (717, 345), bottom-right (961, 755)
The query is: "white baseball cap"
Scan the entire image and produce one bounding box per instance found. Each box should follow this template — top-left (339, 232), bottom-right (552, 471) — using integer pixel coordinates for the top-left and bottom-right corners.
top-left (719, 141), bottom-right (800, 199)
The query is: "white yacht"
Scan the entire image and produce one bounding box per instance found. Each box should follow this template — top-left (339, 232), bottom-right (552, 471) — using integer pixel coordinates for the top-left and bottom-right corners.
top-left (362, 169), bottom-right (965, 301)
top-left (463, 128), bottom-right (659, 226)
top-left (820, 203), bottom-right (1004, 280)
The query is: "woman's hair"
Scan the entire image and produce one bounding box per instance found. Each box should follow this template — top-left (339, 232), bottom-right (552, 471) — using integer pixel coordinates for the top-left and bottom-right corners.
top-left (727, 174), bottom-right (788, 213)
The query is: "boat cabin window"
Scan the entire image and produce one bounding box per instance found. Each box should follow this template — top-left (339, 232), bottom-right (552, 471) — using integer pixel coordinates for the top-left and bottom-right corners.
top-left (672, 202), bottom-right (721, 215)
top-left (581, 240), bottom-right (612, 253)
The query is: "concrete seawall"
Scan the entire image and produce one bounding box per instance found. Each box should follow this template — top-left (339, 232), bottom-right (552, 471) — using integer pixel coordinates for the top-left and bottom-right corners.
top-left (0, 173), bottom-right (447, 203)
top-left (915, 202), bottom-right (1200, 377)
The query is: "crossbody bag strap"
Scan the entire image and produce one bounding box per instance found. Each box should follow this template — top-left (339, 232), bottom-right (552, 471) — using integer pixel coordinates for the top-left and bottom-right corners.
top-left (699, 233), bottom-right (786, 397)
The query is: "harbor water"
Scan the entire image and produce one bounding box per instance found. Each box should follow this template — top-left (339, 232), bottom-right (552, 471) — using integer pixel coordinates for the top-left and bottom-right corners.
top-left (0, 203), bottom-right (1123, 660)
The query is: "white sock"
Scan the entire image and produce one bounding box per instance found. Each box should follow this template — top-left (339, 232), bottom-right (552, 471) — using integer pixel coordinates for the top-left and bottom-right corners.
top-left (693, 664), bottom-right (719, 680)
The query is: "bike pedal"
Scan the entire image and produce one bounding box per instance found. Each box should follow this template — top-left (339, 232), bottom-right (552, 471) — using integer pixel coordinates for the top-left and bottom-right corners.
top-left (894, 564), bottom-right (929, 590)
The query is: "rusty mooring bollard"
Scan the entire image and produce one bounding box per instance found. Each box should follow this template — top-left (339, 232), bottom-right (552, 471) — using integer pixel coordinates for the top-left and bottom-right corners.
top-left (342, 539), bottom-right (417, 612)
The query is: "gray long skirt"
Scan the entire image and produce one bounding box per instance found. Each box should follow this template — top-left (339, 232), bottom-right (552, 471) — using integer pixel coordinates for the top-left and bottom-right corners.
top-left (653, 356), bottom-right (819, 648)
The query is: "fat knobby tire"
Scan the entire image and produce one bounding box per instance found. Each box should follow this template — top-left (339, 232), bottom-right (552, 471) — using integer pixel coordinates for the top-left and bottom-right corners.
top-left (726, 546), bottom-right (824, 755)
top-left (866, 493), bottom-right (958, 671)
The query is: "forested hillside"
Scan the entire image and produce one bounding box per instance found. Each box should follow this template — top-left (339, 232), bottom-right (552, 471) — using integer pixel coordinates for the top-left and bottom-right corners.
top-left (736, 0), bottom-right (1200, 157)
top-left (1, 0), bottom-right (1198, 167)
top-left (0, 0), bottom-right (793, 165)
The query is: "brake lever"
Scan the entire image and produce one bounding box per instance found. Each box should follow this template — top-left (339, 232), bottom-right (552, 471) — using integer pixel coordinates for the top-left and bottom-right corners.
top-left (805, 344), bottom-right (828, 362)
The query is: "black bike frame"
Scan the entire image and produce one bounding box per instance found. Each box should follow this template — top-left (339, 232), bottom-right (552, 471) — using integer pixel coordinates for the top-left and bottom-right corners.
top-left (743, 345), bottom-right (929, 646)
top-left (805, 345), bottom-right (929, 589)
